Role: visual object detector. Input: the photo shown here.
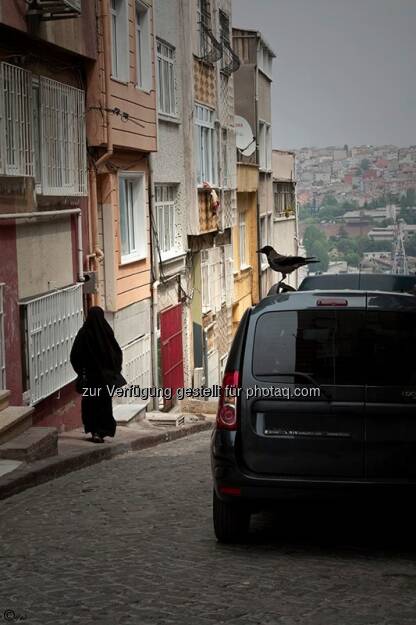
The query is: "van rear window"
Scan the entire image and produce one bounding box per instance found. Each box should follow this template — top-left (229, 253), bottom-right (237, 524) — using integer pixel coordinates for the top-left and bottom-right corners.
top-left (253, 310), bottom-right (416, 387)
top-left (253, 310), bottom-right (366, 385)
top-left (366, 311), bottom-right (416, 386)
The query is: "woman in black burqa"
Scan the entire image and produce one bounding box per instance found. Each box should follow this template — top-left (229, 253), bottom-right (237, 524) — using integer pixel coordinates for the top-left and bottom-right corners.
top-left (70, 306), bottom-right (124, 443)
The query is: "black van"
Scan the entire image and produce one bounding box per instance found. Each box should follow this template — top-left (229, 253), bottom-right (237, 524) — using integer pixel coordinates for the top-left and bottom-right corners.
top-left (211, 283), bottom-right (416, 542)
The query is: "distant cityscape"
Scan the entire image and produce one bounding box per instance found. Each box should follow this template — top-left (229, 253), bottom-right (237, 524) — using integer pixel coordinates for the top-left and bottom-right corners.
top-left (296, 144), bottom-right (416, 208)
top-left (295, 144), bottom-right (416, 275)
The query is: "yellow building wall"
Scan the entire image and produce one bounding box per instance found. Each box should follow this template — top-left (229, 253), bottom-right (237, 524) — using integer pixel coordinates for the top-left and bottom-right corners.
top-left (232, 175), bottom-right (260, 333)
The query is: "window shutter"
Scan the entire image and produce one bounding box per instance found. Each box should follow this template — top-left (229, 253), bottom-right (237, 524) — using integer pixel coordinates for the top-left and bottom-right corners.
top-left (224, 243), bottom-right (234, 308)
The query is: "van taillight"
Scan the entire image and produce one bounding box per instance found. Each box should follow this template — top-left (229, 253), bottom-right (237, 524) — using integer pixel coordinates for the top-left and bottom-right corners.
top-left (216, 370), bottom-right (240, 431)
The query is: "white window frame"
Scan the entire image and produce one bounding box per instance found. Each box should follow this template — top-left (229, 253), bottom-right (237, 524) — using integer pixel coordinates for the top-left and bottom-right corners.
top-left (21, 284), bottom-right (84, 406)
top-left (119, 172), bottom-right (147, 264)
top-left (194, 104), bottom-right (218, 187)
top-left (0, 63), bottom-right (34, 178)
top-left (157, 39), bottom-right (176, 117)
top-left (111, 0), bottom-right (129, 82)
top-left (155, 184), bottom-right (177, 259)
top-left (136, 1), bottom-right (152, 92)
top-left (258, 120), bottom-right (272, 172)
top-left (239, 209), bottom-right (247, 269)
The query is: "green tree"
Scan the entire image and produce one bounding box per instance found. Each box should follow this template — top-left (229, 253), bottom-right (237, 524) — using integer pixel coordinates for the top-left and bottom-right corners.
top-left (303, 225), bottom-right (330, 272)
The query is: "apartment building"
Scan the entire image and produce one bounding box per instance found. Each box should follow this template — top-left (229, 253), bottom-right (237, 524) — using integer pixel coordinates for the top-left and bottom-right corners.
top-left (189, 0), bottom-right (239, 389)
top-left (272, 150), bottom-right (298, 288)
top-left (86, 0), bottom-right (157, 420)
top-left (0, 0), bottom-right (94, 430)
top-left (232, 28), bottom-right (276, 319)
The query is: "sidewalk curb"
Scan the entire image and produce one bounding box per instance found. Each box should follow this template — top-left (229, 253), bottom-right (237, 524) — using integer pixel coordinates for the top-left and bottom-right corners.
top-left (0, 420), bottom-right (213, 501)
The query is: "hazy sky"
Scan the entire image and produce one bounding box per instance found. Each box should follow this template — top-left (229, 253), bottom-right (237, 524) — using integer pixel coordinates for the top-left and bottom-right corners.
top-left (232, 0), bottom-right (416, 150)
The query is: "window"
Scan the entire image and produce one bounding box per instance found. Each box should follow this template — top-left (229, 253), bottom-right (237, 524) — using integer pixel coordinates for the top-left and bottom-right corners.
top-left (0, 63), bottom-right (33, 177)
top-left (253, 310), bottom-right (367, 386)
top-left (274, 182), bottom-right (296, 217)
top-left (136, 1), bottom-right (152, 91)
top-left (201, 247), bottom-right (223, 313)
top-left (39, 76), bottom-right (87, 195)
top-left (119, 173), bottom-right (147, 263)
top-left (194, 104), bottom-right (218, 186)
top-left (0, 64), bottom-right (86, 194)
top-left (157, 40), bottom-right (176, 116)
top-left (21, 284), bottom-right (84, 405)
top-left (239, 209), bottom-right (247, 268)
top-left (258, 120), bottom-right (271, 171)
top-left (110, 0), bottom-right (129, 82)
top-left (155, 184), bottom-right (177, 257)
top-left (366, 311), bottom-right (416, 386)
top-left (196, 0), bottom-right (210, 57)
top-left (219, 10), bottom-right (230, 72)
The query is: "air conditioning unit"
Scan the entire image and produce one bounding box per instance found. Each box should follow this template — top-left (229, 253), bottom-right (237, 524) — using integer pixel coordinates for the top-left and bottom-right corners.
top-left (27, 0), bottom-right (82, 21)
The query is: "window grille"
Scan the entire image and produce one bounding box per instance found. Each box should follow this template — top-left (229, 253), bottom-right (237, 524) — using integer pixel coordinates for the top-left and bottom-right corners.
top-left (114, 334), bottom-right (151, 405)
top-left (40, 76), bottom-right (87, 195)
top-left (0, 284), bottom-right (5, 389)
top-left (201, 247), bottom-right (222, 313)
top-left (22, 284), bottom-right (84, 405)
top-left (0, 63), bottom-right (33, 177)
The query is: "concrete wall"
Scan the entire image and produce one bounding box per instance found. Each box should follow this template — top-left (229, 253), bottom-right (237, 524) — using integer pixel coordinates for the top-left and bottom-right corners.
top-left (16, 218), bottom-right (74, 300)
top-left (273, 151), bottom-right (296, 181)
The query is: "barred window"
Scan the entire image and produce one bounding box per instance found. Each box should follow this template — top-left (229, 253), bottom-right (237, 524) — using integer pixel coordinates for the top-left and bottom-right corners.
top-left (157, 40), bottom-right (176, 116)
top-left (155, 184), bottom-right (177, 257)
top-left (0, 63), bottom-right (33, 177)
top-left (21, 284), bottom-right (84, 405)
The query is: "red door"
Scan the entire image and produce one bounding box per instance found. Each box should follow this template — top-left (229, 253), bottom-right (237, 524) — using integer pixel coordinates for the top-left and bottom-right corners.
top-left (160, 304), bottom-right (184, 410)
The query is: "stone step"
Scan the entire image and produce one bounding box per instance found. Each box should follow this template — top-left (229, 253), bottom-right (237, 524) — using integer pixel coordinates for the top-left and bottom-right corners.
top-left (0, 427), bottom-right (58, 463)
top-left (0, 390), bottom-right (11, 413)
top-left (113, 402), bottom-right (148, 426)
top-left (146, 412), bottom-right (185, 428)
top-left (0, 406), bottom-right (34, 445)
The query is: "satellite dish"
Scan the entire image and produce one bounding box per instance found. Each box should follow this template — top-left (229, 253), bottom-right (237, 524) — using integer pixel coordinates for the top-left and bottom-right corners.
top-left (235, 115), bottom-right (256, 157)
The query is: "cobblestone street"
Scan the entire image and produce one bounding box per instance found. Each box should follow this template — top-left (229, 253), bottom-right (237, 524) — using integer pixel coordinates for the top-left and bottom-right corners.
top-left (1, 430), bottom-right (416, 625)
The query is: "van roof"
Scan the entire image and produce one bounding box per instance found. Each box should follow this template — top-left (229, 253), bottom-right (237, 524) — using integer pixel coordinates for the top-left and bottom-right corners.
top-left (253, 289), bottom-right (416, 315)
top-left (298, 273), bottom-right (416, 294)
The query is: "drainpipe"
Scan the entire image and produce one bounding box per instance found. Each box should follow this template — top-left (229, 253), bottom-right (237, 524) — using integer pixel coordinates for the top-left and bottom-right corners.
top-left (149, 152), bottom-right (160, 410)
top-left (255, 38), bottom-right (262, 301)
top-left (0, 209), bottom-right (84, 282)
top-left (89, 0), bottom-right (114, 305)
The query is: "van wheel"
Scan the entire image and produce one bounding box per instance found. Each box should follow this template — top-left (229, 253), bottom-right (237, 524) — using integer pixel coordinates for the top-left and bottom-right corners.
top-left (213, 490), bottom-right (250, 543)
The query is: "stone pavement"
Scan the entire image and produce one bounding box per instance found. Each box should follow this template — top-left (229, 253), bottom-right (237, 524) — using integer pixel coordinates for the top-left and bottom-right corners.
top-left (0, 416), bottom-right (213, 501)
top-left (1, 430), bottom-right (416, 624)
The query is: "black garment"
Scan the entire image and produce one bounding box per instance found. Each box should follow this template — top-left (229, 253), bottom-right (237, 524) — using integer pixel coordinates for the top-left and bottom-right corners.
top-left (70, 307), bottom-right (122, 438)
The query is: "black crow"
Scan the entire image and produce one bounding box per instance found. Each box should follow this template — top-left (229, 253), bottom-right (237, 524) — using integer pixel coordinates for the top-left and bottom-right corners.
top-left (257, 245), bottom-right (320, 279)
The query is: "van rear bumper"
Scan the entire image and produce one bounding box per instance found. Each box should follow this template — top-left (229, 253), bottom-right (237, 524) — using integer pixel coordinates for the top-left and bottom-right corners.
top-left (211, 429), bottom-right (416, 504)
